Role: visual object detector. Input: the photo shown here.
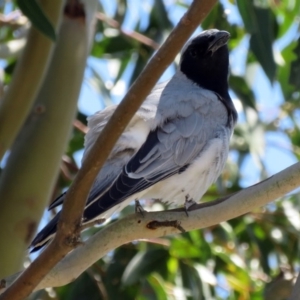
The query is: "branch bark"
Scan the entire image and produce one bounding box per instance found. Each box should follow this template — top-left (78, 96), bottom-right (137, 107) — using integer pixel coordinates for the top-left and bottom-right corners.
top-left (0, 1), bottom-right (217, 299)
top-left (0, 0), bottom-right (65, 160)
top-left (1, 161), bottom-right (300, 293)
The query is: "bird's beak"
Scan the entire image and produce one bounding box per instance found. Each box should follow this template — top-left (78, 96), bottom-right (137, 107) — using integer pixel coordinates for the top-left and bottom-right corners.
top-left (207, 31), bottom-right (230, 54)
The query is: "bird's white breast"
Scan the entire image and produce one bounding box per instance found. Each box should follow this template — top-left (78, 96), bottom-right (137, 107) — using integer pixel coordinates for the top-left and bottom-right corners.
top-left (140, 126), bottom-right (231, 205)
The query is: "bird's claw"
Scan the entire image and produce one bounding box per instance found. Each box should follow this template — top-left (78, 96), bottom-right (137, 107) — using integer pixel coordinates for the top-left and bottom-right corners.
top-left (135, 200), bottom-right (147, 217)
top-left (184, 195), bottom-right (197, 216)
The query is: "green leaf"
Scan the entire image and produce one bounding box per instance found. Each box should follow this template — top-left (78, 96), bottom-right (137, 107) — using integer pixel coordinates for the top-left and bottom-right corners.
top-left (278, 41), bottom-right (297, 98)
top-left (104, 246), bottom-right (139, 299)
top-left (236, 0), bottom-right (258, 33)
top-left (290, 128), bottom-right (300, 150)
top-left (103, 36), bottom-right (134, 54)
top-left (16, 0), bottom-right (56, 41)
top-left (145, 274), bottom-right (168, 300)
top-left (249, 7), bottom-right (277, 82)
top-left (275, 0), bottom-right (300, 38)
top-left (289, 38), bottom-right (300, 90)
top-left (202, 2), bottom-right (238, 38)
top-left (152, 0), bottom-right (172, 30)
top-left (237, 0), bottom-right (277, 82)
top-left (56, 272), bottom-right (101, 300)
top-left (170, 238), bottom-right (201, 258)
top-left (180, 261), bottom-right (204, 299)
top-left (229, 75), bottom-right (256, 110)
top-left (122, 249), bottom-right (169, 286)
top-left (67, 129), bottom-right (85, 156)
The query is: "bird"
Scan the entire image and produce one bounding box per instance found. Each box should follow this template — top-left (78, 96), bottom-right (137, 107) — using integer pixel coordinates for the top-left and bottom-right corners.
top-left (30, 29), bottom-right (237, 252)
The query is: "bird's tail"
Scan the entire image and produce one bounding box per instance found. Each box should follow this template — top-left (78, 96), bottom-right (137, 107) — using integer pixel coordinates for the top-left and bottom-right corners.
top-left (30, 213), bottom-right (60, 252)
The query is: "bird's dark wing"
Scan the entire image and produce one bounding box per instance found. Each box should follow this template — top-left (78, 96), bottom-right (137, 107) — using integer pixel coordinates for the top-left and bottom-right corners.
top-left (30, 213), bottom-right (60, 252)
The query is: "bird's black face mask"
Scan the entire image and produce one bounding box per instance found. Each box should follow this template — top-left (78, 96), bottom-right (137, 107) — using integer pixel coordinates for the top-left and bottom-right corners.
top-left (180, 30), bottom-right (230, 100)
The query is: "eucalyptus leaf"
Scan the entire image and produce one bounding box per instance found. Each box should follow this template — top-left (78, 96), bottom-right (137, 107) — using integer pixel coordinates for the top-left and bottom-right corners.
top-left (16, 0), bottom-right (56, 41)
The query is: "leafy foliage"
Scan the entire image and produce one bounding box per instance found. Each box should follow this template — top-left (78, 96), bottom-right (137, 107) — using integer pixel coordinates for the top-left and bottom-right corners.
top-left (1, 0), bottom-right (300, 298)
top-left (16, 0), bottom-right (56, 40)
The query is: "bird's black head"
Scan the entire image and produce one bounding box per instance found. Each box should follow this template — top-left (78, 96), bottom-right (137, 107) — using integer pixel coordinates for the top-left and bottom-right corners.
top-left (180, 29), bottom-right (230, 99)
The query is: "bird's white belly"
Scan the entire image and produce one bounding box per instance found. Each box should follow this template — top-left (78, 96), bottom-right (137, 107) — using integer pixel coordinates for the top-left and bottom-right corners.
top-left (141, 136), bottom-right (229, 206)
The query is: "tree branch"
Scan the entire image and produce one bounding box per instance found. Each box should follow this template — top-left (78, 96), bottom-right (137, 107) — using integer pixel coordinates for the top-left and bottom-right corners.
top-left (96, 12), bottom-right (160, 50)
top-left (0, 1), bottom-right (217, 299)
top-left (0, 0), bottom-right (65, 160)
top-left (1, 161), bottom-right (300, 293)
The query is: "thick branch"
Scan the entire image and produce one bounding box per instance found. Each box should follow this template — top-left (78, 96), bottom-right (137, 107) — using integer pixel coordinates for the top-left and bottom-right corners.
top-left (1, 161), bottom-right (300, 292)
top-left (0, 0), bottom-right (65, 160)
top-left (0, 1), bottom-right (217, 299)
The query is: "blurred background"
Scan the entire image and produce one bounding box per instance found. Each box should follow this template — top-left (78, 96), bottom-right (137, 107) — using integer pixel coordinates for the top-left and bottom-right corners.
top-left (0, 0), bottom-right (300, 299)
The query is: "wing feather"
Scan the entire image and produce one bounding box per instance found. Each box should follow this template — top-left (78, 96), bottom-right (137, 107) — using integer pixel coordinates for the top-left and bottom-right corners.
top-left (81, 106), bottom-right (218, 222)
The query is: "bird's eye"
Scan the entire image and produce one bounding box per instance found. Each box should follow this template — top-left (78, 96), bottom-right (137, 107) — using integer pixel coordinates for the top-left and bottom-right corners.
top-left (189, 49), bottom-right (197, 58)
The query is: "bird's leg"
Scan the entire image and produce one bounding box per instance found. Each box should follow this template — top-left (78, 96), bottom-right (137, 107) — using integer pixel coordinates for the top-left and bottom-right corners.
top-left (135, 199), bottom-right (147, 217)
top-left (184, 194), bottom-right (197, 216)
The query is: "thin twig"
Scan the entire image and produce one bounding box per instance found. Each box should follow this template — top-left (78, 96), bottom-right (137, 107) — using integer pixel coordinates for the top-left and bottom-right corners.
top-left (73, 119), bottom-right (88, 134)
top-left (96, 12), bottom-right (160, 50)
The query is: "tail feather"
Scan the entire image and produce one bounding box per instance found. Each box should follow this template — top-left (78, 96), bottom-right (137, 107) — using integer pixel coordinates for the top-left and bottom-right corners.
top-left (30, 171), bottom-right (143, 252)
top-left (48, 192), bottom-right (66, 210)
top-left (30, 213), bottom-right (60, 252)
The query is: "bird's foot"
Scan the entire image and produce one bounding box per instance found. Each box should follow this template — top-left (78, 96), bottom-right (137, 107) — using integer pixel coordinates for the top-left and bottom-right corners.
top-left (135, 199), bottom-right (147, 217)
top-left (184, 195), bottom-right (197, 216)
